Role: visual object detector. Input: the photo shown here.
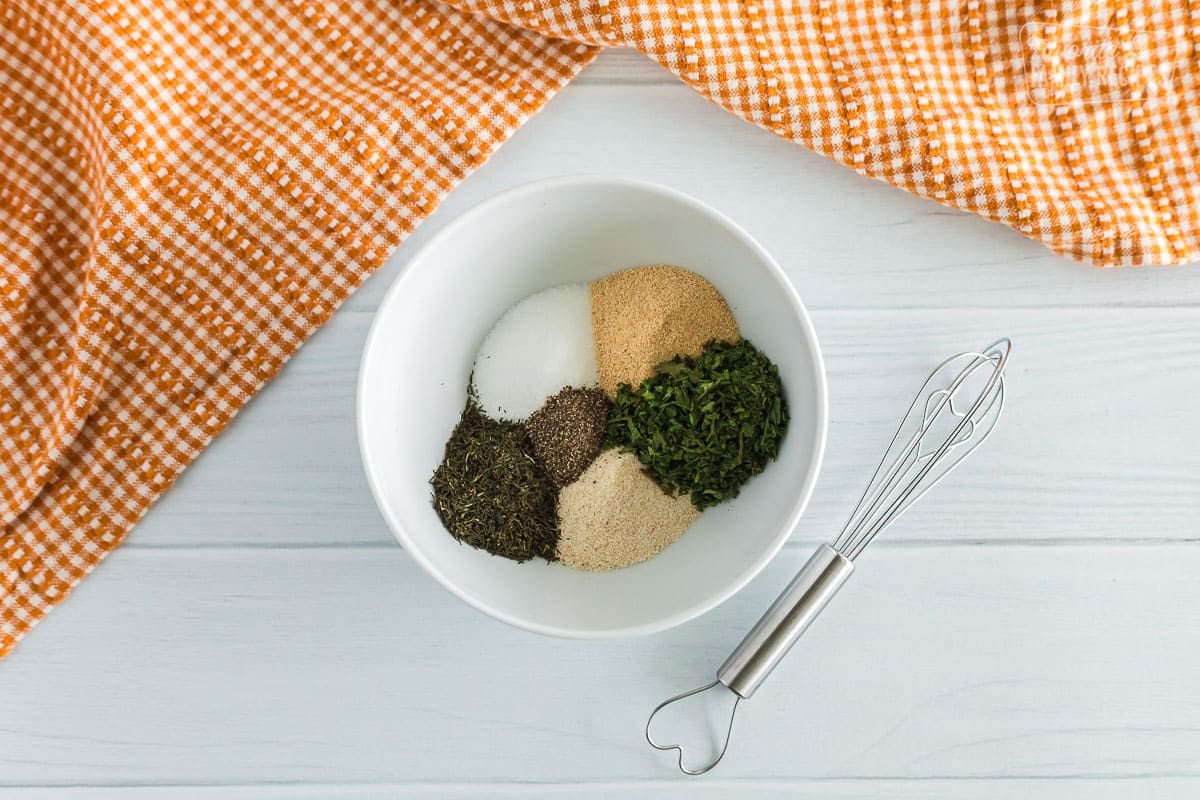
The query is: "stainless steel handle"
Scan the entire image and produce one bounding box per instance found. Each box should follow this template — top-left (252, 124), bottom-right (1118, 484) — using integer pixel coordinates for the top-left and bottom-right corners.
top-left (717, 543), bottom-right (854, 699)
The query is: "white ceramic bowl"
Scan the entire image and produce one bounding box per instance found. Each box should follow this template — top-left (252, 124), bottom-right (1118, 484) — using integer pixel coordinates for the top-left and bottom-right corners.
top-left (358, 177), bottom-right (827, 638)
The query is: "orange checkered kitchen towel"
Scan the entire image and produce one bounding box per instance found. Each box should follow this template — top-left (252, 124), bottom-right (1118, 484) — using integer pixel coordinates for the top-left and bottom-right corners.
top-left (2, 1), bottom-right (1196, 655)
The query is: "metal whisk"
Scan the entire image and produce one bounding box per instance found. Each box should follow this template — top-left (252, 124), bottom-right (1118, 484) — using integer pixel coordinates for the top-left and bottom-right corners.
top-left (645, 338), bottom-right (1011, 775)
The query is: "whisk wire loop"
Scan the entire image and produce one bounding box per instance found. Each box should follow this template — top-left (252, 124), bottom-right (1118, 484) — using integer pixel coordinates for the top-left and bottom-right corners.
top-left (834, 339), bottom-right (1009, 560)
top-left (645, 680), bottom-right (741, 775)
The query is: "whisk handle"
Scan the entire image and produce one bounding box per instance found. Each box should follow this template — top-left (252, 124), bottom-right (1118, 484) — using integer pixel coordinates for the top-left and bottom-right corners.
top-left (717, 543), bottom-right (853, 699)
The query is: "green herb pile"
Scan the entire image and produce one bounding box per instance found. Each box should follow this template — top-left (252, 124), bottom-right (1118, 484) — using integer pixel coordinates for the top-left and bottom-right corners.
top-left (431, 398), bottom-right (559, 562)
top-left (606, 339), bottom-right (788, 510)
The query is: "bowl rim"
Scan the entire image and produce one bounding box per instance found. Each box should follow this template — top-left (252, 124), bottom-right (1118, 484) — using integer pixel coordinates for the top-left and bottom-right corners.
top-left (357, 174), bottom-right (828, 639)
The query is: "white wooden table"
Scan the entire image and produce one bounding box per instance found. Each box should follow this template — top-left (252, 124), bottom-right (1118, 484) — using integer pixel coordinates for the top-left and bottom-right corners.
top-left (5, 51), bottom-right (1200, 799)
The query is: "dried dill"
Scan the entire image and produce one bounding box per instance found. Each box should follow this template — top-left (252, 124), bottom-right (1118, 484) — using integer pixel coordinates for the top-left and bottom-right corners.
top-left (431, 398), bottom-right (559, 562)
top-left (606, 339), bottom-right (788, 510)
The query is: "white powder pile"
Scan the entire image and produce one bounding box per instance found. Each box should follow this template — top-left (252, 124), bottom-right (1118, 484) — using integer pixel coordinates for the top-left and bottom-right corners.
top-left (556, 450), bottom-right (699, 571)
top-left (473, 283), bottom-right (598, 421)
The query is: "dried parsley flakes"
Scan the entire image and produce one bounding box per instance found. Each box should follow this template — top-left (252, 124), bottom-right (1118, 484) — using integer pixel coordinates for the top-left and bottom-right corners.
top-left (431, 398), bottom-right (559, 562)
top-left (606, 339), bottom-right (788, 510)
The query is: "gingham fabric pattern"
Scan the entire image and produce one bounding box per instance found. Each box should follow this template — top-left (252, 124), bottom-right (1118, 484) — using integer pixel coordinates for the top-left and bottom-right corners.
top-left (1, 2), bottom-right (1196, 656)
top-left (466, 0), bottom-right (1199, 265)
top-left (0, 1), bottom-right (596, 656)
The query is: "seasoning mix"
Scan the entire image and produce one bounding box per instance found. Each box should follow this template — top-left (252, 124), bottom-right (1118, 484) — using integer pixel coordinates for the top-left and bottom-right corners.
top-left (429, 264), bottom-right (789, 571)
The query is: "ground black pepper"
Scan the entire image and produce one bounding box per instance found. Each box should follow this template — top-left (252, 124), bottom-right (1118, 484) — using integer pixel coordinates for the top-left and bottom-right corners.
top-left (524, 386), bottom-right (611, 489)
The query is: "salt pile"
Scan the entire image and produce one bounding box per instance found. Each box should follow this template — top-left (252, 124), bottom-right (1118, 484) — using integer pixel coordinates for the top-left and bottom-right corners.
top-left (473, 283), bottom-right (597, 420)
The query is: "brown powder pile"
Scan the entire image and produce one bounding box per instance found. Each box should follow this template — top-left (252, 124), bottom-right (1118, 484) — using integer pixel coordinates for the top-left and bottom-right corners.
top-left (525, 386), bottom-right (611, 488)
top-left (590, 265), bottom-right (740, 397)
top-left (556, 450), bottom-right (700, 571)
